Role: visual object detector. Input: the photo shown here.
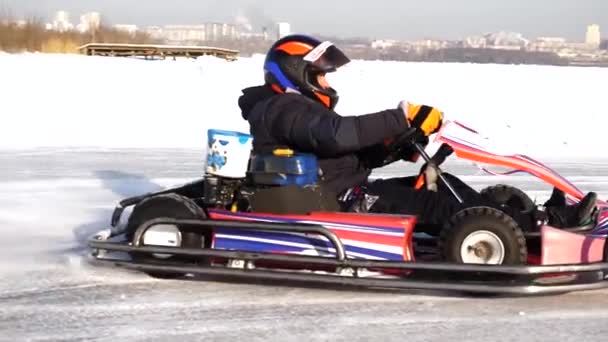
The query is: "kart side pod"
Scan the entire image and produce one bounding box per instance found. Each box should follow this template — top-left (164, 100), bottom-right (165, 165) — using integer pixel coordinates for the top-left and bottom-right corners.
top-left (541, 225), bottom-right (607, 265)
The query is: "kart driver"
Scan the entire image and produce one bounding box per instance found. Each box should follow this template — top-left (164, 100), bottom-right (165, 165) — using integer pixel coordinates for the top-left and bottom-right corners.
top-left (238, 34), bottom-right (597, 232)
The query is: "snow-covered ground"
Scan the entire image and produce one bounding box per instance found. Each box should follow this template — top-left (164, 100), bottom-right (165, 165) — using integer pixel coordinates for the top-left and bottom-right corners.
top-left (1, 53), bottom-right (608, 341)
top-left (1, 52), bottom-right (606, 156)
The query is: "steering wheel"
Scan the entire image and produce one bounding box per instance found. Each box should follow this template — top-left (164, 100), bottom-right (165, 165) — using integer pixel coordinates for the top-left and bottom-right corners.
top-left (381, 127), bottom-right (424, 165)
top-left (383, 128), bottom-right (462, 203)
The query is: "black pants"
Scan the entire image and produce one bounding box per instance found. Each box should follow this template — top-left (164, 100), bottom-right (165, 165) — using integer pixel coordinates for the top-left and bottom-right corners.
top-left (364, 173), bottom-right (536, 232)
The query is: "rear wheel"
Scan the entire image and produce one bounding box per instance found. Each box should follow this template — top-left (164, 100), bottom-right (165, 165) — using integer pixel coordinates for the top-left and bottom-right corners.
top-left (480, 184), bottom-right (536, 213)
top-left (440, 206), bottom-right (527, 265)
top-left (126, 194), bottom-right (208, 279)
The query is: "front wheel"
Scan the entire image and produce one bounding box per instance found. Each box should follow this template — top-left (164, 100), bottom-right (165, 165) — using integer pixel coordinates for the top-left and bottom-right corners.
top-left (439, 206), bottom-right (527, 265)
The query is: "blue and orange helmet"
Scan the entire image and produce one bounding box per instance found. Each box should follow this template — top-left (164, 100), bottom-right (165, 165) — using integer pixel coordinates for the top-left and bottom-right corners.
top-left (263, 34), bottom-right (351, 110)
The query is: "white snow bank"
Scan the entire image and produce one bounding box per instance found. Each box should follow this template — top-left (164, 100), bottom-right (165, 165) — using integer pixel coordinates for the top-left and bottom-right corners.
top-left (0, 53), bottom-right (260, 149)
top-left (0, 52), bottom-right (605, 157)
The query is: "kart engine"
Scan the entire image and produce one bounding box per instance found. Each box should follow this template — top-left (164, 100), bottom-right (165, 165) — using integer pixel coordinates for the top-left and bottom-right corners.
top-left (202, 175), bottom-right (249, 209)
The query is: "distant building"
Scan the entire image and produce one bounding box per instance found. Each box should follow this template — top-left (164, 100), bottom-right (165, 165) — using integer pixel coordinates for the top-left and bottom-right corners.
top-left (205, 23), bottom-right (220, 41)
top-left (555, 42), bottom-right (599, 58)
top-left (238, 32), bottom-right (266, 40)
top-left (205, 22), bottom-right (237, 41)
top-left (464, 36), bottom-right (487, 48)
top-left (52, 10), bottom-right (73, 32)
top-left (537, 37), bottom-right (566, 44)
top-left (528, 37), bottom-right (567, 52)
top-left (276, 22), bottom-right (291, 39)
top-left (220, 23), bottom-right (237, 40)
top-left (164, 25), bottom-right (206, 43)
top-left (114, 24), bottom-right (138, 36)
top-left (371, 39), bottom-right (397, 49)
top-left (144, 26), bottom-right (164, 40)
top-left (586, 24), bottom-right (601, 47)
top-left (411, 39), bottom-right (448, 51)
top-left (142, 23), bottom-right (238, 44)
top-left (78, 12), bottom-right (101, 33)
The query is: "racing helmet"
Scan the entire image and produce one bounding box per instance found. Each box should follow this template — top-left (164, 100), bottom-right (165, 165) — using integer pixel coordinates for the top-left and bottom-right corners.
top-left (263, 34), bottom-right (351, 109)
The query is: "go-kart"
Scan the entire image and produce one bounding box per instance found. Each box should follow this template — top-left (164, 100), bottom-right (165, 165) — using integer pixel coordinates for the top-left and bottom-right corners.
top-left (87, 121), bottom-right (608, 295)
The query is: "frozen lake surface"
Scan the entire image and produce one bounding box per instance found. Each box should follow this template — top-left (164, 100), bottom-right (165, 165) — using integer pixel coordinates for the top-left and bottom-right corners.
top-left (1, 149), bottom-right (607, 341)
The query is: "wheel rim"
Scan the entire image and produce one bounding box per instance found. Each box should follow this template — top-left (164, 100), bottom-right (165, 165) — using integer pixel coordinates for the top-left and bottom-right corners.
top-left (460, 230), bottom-right (505, 264)
top-left (141, 224), bottom-right (182, 259)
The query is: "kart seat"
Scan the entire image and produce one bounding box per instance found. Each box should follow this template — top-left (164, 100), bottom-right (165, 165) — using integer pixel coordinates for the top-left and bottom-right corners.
top-left (247, 149), bottom-right (318, 186)
top-left (245, 149), bottom-right (340, 214)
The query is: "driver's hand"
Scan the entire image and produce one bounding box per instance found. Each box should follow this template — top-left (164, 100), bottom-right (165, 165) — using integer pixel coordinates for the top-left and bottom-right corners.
top-left (417, 161), bottom-right (441, 192)
top-left (398, 101), bottom-right (443, 136)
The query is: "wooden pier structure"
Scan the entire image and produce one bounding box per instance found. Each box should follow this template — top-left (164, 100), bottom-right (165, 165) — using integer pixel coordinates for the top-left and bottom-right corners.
top-left (78, 43), bottom-right (239, 61)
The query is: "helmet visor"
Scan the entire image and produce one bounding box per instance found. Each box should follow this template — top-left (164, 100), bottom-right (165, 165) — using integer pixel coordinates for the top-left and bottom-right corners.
top-left (303, 41), bottom-right (350, 72)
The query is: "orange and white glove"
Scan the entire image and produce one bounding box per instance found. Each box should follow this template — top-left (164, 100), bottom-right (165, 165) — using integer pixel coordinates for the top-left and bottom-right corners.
top-left (398, 101), bottom-right (444, 136)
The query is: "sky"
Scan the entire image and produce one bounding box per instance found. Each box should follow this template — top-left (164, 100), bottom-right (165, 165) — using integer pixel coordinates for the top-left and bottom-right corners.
top-left (2, 0), bottom-right (607, 41)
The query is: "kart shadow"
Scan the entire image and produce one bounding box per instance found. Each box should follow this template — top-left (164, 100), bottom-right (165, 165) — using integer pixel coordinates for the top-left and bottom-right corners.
top-left (178, 273), bottom-right (527, 299)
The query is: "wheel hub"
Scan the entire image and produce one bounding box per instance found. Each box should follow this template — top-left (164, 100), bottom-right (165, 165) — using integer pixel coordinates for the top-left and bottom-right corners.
top-left (469, 241), bottom-right (493, 259)
top-left (141, 224), bottom-right (182, 259)
top-left (460, 230), bottom-right (505, 264)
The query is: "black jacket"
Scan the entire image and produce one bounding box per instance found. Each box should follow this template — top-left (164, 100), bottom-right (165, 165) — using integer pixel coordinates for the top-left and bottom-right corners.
top-left (238, 85), bottom-right (410, 195)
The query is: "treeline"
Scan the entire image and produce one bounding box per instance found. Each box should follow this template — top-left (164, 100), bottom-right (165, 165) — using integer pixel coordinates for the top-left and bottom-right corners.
top-left (0, 13), bottom-right (582, 67)
top-left (344, 47), bottom-right (570, 66)
top-left (199, 38), bottom-right (273, 56)
top-left (0, 18), bottom-right (158, 53)
top-left (204, 38), bottom-right (572, 67)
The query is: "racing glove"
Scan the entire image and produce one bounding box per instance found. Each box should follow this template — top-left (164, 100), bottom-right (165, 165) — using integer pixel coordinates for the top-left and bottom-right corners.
top-left (398, 101), bottom-right (444, 136)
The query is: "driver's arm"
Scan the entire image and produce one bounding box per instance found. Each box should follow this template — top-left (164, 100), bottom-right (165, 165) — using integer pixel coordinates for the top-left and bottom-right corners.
top-left (267, 94), bottom-right (409, 157)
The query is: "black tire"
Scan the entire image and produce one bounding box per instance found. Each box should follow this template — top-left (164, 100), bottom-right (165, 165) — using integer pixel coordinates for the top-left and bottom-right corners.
top-left (439, 206), bottom-right (527, 265)
top-left (604, 238), bottom-right (608, 262)
top-left (126, 193), bottom-right (208, 279)
top-left (480, 184), bottom-right (536, 213)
